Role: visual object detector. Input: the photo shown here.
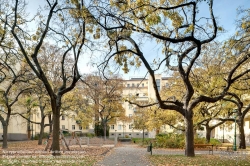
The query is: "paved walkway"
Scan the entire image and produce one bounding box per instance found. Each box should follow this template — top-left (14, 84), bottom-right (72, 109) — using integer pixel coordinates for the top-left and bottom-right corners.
top-left (95, 144), bottom-right (152, 166)
top-left (95, 142), bottom-right (250, 166)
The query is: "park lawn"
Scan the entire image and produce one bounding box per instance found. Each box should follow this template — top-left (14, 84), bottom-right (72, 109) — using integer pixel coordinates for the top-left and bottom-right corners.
top-left (148, 154), bottom-right (250, 166)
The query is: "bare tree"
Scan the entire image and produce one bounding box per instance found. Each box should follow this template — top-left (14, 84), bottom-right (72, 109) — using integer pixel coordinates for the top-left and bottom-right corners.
top-left (0, 0), bottom-right (95, 153)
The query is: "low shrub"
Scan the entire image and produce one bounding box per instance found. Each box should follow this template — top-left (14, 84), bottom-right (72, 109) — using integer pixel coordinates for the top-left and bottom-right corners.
top-left (33, 132), bottom-right (50, 140)
top-left (154, 133), bottom-right (185, 148)
top-left (210, 138), bottom-right (222, 146)
top-left (86, 133), bottom-right (95, 138)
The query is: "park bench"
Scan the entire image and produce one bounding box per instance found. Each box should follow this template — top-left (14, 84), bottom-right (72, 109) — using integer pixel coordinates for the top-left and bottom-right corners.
top-left (194, 144), bottom-right (214, 154)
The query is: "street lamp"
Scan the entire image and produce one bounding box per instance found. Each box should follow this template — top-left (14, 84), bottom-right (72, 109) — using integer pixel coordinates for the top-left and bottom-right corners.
top-left (233, 110), bottom-right (238, 151)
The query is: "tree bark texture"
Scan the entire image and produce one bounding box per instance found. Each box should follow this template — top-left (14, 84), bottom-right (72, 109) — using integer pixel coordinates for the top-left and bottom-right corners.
top-left (205, 125), bottom-right (211, 143)
top-left (238, 119), bottom-right (246, 149)
top-left (38, 117), bottom-right (45, 145)
top-left (185, 114), bottom-right (195, 157)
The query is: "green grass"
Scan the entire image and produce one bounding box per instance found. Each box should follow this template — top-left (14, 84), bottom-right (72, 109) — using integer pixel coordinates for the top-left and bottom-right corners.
top-left (148, 154), bottom-right (250, 166)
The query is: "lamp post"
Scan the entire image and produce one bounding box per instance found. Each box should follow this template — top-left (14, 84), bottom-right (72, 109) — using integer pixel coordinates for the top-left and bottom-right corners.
top-left (233, 110), bottom-right (238, 151)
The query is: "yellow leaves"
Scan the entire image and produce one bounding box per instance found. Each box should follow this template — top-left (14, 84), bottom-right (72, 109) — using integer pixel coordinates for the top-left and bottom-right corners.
top-left (135, 56), bottom-right (141, 68)
top-left (120, 30), bottom-right (132, 37)
top-left (169, 0), bottom-right (185, 6)
top-left (92, 27), bottom-right (102, 39)
top-left (145, 14), bottom-right (161, 26)
top-left (0, 27), bottom-right (5, 35)
top-left (70, 0), bottom-right (79, 6)
top-left (241, 21), bottom-right (250, 30)
top-left (120, 45), bottom-right (127, 51)
top-left (184, 24), bottom-right (194, 34)
top-left (160, 0), bottom-right (166, 5)
top-left (163, 11), bottom-right (183, 28)
top-left (122, 61), bottom-right (129, 73)
top-left (218, 26), bottom-right (224, 31)
top-left (32, 35), bottom-right (37, 41)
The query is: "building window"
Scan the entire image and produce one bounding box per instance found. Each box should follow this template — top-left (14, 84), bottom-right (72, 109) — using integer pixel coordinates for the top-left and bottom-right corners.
top-left (61, 115), bottom-right (65, 120)
top-left (118, 125), bottom-right (122, 130)
top-left (133, 108), bottom-right (137, 113)
top-left (132, 83), bottom-right (134, 87)
top-left (127, 84), bottom-right (130, 87)
top-left (129, 104), bottom-right (132, 109)
top-left (129, 124), bottom-right (132, 129)
top-left (79, 126), bottom-right (82, 130)
top-left (156, 79), bottom-right (161, 92)
top-left (62, 125), bottom-right (65, 129)
top-left (137, 83), bottom-right (140, 87)
top-left (72, 125), bottom-right (75, 130)
top-left (142, 83), bottom-right (144, 87)
top-left (165, 83), bottom-right (169, 88)
top-left (111, 125), bottom-right (114, 129)
top-left (129, 114), bottom-right (132, 118)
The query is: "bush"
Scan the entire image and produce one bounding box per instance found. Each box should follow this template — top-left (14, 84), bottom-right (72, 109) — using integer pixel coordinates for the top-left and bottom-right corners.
top-left (33, 132), bottom-right (50, 140)
top-left (154, 133), bottom-right (185, 148)
top-left (210, 138), bottom-right (222, 146)
top-left (86, 133), bottom-right (95, 138)
top-left (194, 136), bottom-right (206, 144)
top-left (133, 133), bottom-right (221, 149)
top-left (132, 138), bottom-right (153, 145)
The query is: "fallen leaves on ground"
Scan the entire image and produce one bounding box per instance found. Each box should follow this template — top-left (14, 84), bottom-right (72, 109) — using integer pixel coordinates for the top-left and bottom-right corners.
top-left (0, 140), bottom-right (113, 166)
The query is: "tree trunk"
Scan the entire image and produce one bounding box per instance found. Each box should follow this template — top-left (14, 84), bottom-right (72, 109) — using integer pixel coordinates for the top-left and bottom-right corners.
top-left (104, 121), bottom-right (107, 141)
top-left (51, 107), bottom-right (60, 155)
top-left (2, 123), bottom-right (8, 149)
top-left (238, 119), bottom-right (246, 149)
top-left (0, 114), bottom-right (10, 149)
top-left (184, 114), bottom-right (195, 157)
top-left (48, 114), bottom-right (53, 133)
top-left (38, 117), bottom-right (45, 145)
top-left (205, 125), bottom-right (211, 143)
